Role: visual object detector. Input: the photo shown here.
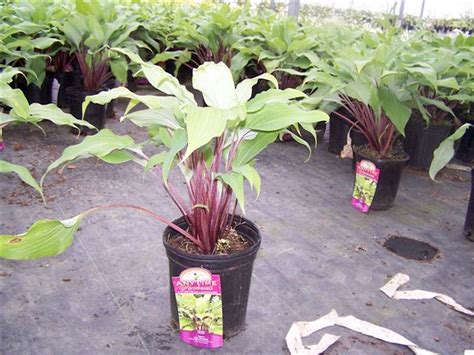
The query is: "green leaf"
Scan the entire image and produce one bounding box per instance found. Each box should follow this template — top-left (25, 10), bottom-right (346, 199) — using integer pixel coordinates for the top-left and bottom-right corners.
top-left (83, 87), bottom-right (179, 115)
top-left (0, 85), bottom-right (30, 119)
top-left (436, 78), bottom-right (459, 90)
top-left (235, 73), bottom-right (278, 104)
top-left (162, 129), bottom-right (187, 183)
top-left (0, 215), bottom-right (82, 260)
top-left (30, 38), bottom-right (62, 50)
top-left (233, 132), bottom-right (279, 167)
top-left (429, 123), bottom-right (471, 180)
top-left (245, 103), bottom-right (329, 131)
top-left (246, 89), bottom-right (306, 113)
top-left (110, 57), bottom-right (128, 84)
top-left (378, 86), bottom-right (411, 136)
top-left (43, 129), bottom-right (137, 184)
top-left (218, 172), bottom-right (245, 213)
top-left (0, 160), bottom-right (43, 199)
top-left (419, 96), bottom-right (455, 118)
top-left (183, 106), bottom-right (239, 160)
top-left (145, 152), bottom-right (166, 172)
top-left (29, 104), bottom-right (95, 130)
top-left (193, 62), bottom-right (238, 109)
top-left (141, 63), bottom-right (196, 105)
top-left (99, 150), bottom-right (135, 164)
top-left (233, 164), bottom-right (261, 197)
top-left (121, 109), bottom-right (181, 129)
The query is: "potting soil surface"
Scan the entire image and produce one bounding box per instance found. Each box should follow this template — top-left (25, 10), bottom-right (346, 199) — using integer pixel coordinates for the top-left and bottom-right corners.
top-left (1, 97), bottom-right (473, 354)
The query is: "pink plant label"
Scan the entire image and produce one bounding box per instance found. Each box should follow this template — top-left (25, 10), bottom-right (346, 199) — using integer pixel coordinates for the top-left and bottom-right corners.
top-left (172, 268), bottom-right (223, 348)
top-left (352, 160), bottom-right (380, 213)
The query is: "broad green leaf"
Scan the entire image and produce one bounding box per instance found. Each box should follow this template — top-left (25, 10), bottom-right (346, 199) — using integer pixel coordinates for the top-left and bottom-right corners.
top-left (145, 152), bottom-right (166, 171)
top-left (0, 85), bottom-right (30, 119)
top-left (344, 80), bottom-right (371, 104)
top-left (99, 150), bottom-right (135, 164)
top-left (110, 57), bottom-right (128, 84)
top-left (233, 132), bottom-right (279, 167)
top-left (30, 38), bottom-right (62, 50)
top-left (121, 109), bottom-right (181, 129)
top-left (247, 89), bottom-right (306, 113)
top-left (29, 104), bottom-right (95, 130)
top-left (162, 129), bottom-right (187, 183)
top-left (83, 87), bottom-right (179, 115)
top-left (436, 78), bottom-right (459, 90)
top-left (0, 160), bottom-right (43, 199)
top-left (0, 215), bottom-right (82, 260)
top-left (218, 172), bottom-right (245, 213)
top-left (245, 103), bottom-right (329, 131)
top-left (142, 63), bottom-right (196, 105)
top-left (183, 106), bottom-right (239, 160)
top-left (233, 164), bottom-right (261, 197)
top-left (378, 86), bottom-right (411, 136)
top-left (419, 96), bottom-right (455, 118)
top-left (429, 123), bottom-right (471, 180)
top-left (193, 62), bottom-right (238, 109)
top-left (43, 129), bottom-right (137, 183)
top-left (235, 73), bottom-right (278, 104)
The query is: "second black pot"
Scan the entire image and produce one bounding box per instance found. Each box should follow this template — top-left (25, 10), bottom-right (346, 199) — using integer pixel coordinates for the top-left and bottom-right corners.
top-left (66, 86), bottom-right (105, 133)
top-left (404, 119), bottom-right (452, 170)
top-left (354, 148), bottom-right (409, 210)
top-left (163, 215), bottom-right (261, 339)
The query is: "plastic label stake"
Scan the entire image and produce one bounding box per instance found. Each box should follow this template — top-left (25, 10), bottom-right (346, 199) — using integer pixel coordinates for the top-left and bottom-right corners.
top-left (352, 160), bottom-right (380, 213)
top-left (172, 268), bottom-right (223, 348)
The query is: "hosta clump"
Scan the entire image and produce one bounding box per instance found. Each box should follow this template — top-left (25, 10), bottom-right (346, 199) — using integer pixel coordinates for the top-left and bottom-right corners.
top-left (1, 49), bottom-right (328, 259)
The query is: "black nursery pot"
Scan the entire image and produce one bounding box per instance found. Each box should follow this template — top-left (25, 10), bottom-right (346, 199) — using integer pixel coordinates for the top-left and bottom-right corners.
top-left (163, 215), bottom-right (261, 339)
top-left (404, 119), bottom-right (452, 170)
top-left (56, 71), bottom-right (76, 108)
top-left (328, 114), bottom-right (350, 154)
top-left (354, 148), bottom-right (409, 210)
top-left (66, 86), bottom-right (105, 132)
top-left (465, 168), bottom-right (474, 242)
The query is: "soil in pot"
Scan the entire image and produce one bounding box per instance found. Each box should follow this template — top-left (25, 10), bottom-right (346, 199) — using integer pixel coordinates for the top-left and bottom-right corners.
top-left (66, 86), bottom-right (105, 133)
top-left (163, 215), bottom-right (261, 339)
top-left (354, 145), bottom-right (409, 210)
top-left (404, 118), bottom-right (453, 170)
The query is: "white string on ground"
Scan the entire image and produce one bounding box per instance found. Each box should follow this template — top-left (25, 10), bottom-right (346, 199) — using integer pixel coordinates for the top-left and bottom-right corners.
top-left (55, 202), bottom-right (151, 355)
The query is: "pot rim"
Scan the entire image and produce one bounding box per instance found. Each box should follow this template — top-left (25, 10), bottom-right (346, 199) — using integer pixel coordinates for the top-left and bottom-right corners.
top-left (163, 215), bottom-right (261, 262)
top-left (354, 146), bottom-right (409, 164)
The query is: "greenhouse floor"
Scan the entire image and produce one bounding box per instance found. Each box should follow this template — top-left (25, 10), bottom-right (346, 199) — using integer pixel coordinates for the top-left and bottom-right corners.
top-left (1, 99), bottom-right (473, 354)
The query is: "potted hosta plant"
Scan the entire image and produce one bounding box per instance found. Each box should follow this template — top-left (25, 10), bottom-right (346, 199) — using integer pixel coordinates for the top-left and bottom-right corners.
top-left (0, 56), bottom-right (328, 343)
top-left (402, 33), bottom-right (472, 170)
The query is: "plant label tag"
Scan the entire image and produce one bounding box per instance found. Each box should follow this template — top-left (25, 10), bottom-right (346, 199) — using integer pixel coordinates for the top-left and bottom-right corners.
top-left (352, 160), bottom-right (380, 213)
top-left (172, 268), bottom-right (223, 348)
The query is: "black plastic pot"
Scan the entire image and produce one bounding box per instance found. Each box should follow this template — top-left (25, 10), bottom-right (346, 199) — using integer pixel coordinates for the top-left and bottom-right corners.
top-left (328, 114), bottom-right (350, 154)
top-left (404, 119), bottom-right (452, 170)
top-left (66, 86), bottom-right (105, 132)
top-left (455, 123), bottom-right (474, 164)
top-left (56, 71), bottom-right (76, 108)
top-left (354, 148), bottom-right (409, 210)
top-left (105, 78), bottom-right (117, 119)
top-left (163, 215), bottom-right (261, 339)
top-left (465, 168), bottom-right (474, 242)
